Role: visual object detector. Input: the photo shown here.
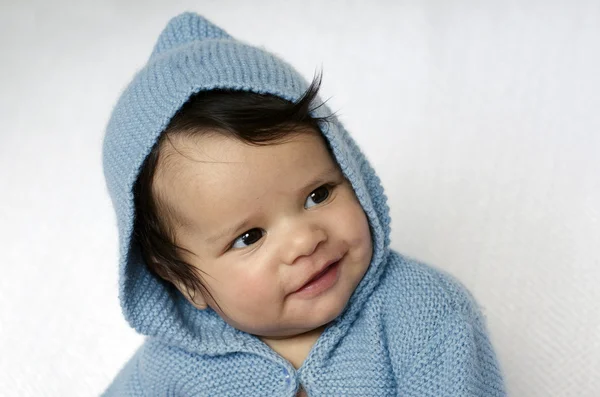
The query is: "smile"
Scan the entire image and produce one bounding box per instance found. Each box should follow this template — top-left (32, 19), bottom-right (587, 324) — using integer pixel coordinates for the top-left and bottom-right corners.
top-left (292, 258), bottom-right (342, 299)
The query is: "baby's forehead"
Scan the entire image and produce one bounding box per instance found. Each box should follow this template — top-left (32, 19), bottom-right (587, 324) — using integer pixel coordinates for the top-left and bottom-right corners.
top-left (155, 128), bottom-right (332, 177)
top-left (150, 130), bottom-right (340, 226)
top-left (154, 135), bottom-right (198, 183)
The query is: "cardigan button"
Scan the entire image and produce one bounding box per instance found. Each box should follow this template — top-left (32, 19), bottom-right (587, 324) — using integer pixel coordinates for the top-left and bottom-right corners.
top-left (282, 368), bottom-right (291, 386)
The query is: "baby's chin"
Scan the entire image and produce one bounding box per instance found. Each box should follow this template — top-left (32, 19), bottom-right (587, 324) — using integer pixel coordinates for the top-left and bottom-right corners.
top-left (212, 305), bottom-right (333, 339)
top-left (222, 318), bottom-right (327, 339)
top-left (271, 296), bottom-right (355, 337)
top-left (234, 307), bottom-right (345, 339)
top-left (251, 324), bottom-right (331, 343)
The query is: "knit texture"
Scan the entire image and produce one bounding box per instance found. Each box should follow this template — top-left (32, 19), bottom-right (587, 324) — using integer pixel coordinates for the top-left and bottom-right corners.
top-left (102, 12), bottom-right (507, 396)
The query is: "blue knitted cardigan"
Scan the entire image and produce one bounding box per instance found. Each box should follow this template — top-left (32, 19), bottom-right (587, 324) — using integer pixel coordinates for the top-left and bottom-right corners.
top-left (102, 12), bottom-right (507, 397)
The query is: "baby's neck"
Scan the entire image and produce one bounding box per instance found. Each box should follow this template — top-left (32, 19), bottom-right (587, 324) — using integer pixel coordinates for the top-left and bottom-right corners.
top-left (260, 325), bottom-right (326, 369)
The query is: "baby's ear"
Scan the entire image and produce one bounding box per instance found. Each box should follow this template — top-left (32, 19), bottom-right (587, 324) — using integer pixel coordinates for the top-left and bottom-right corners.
top-left (173, 281), bottom-right (208, 310)
top-left (189, 295), bottom-right (208, 310)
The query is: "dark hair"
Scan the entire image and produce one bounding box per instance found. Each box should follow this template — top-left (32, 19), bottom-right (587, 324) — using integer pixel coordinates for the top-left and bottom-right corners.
top-left (133, 72), bottom-right (332, 305)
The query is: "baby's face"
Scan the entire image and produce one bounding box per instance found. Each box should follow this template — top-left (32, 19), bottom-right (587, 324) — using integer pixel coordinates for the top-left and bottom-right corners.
top-left (154, 128), bottom-right (372, 338)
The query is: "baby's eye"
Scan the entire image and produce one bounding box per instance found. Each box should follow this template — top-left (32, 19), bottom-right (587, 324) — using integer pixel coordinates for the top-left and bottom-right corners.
top-left (231, 228), bottom-right (264, 249)
top-left (304, 185), bottom-right (331, 209)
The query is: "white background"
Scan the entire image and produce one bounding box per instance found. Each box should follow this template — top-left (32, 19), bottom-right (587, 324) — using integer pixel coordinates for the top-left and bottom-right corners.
top-left (1, 0), bottom-right (599, 395)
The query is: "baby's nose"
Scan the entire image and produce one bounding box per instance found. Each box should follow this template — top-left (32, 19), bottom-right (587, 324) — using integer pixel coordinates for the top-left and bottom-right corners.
top-left (281, 225), bottom-right (327, 266)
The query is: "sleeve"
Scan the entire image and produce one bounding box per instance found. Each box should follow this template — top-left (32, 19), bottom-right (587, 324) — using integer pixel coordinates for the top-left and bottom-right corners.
top-left (387, 265), bottom-right (508, 397)
top-left (395, 307), bottom-right (507, 397)
top-left (101, 345), bottom-right (146, 397)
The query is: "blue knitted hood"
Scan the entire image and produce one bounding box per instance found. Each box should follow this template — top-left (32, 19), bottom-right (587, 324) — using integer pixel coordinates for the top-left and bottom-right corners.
top-left (103, 12), bottom-right (391, 354)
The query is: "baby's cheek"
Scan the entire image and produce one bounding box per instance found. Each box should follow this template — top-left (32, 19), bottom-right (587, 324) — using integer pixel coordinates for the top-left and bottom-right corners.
top-left (229, 272), bottom-right (275, 308)
top-left (334, 198), bottom-right (369, 236)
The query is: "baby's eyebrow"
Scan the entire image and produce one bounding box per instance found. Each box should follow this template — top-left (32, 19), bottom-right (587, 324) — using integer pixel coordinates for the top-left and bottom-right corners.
top-left (206, 218), bottom-right (253, 245)
top-left (206, 166), bottom-right (341, 245)
top-left (293, 166), bottom-right (341, 195)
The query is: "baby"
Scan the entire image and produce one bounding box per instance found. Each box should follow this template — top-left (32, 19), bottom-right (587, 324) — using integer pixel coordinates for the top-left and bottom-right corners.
top-left (102, 12), bottom-right (507, 396)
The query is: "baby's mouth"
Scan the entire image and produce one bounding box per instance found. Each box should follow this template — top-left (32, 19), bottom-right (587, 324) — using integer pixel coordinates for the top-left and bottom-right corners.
top-left (292, 257), bottom-right (343, 298)
top-left (304, 261), bottom-right (338, 285)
